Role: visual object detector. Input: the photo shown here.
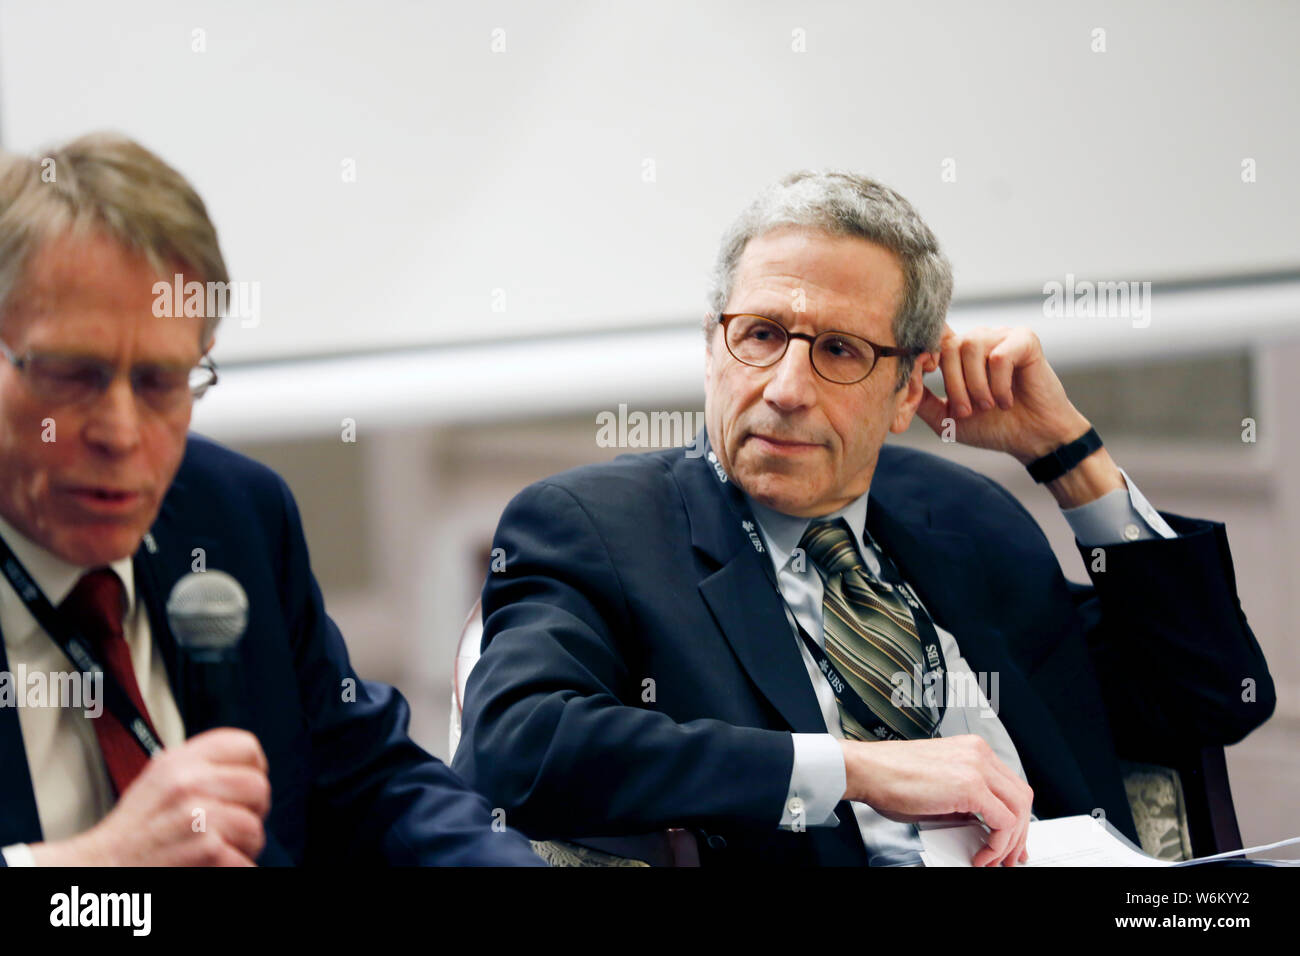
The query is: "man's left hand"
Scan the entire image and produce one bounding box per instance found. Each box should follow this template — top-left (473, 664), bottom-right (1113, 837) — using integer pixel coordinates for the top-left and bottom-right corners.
top-left (912, 323), bottom-right (1127, 508)
top-left (913, 323), bottom-right (1092, 464)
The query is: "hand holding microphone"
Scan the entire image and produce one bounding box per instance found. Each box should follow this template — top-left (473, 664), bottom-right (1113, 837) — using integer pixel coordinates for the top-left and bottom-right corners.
top-left (31, 728), bottom-right (271, 866)
top-left (31, 571), bottom-right (270, 866)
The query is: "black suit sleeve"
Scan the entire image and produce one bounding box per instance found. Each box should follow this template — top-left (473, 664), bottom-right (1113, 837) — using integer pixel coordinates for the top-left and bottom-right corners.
top-left (452, 481), bottom-right (794, 840)
top-left (269, 474), bottom-right (544, 865)
top-left (1066, 513), bottom-right (1275, 759)
top-left (979, 473), bottom-right (1275, 761)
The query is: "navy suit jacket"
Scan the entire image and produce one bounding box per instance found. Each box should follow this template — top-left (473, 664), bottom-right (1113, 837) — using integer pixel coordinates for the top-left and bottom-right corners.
top-left (453, 436), bottom-right (1276, 866)
top-left (0, 435), bottom-right (543, 866)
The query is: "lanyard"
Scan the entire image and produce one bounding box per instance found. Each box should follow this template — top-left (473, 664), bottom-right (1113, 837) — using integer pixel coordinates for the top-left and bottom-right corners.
top-left (703, 444), bottom-right (948, 740)
top-left (0, 532), bottom-right (164, 756)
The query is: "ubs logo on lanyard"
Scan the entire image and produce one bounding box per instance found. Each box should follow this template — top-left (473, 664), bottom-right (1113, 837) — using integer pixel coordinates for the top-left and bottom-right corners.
top-left (707, 450), bottom-right (729, 484)
top-left (707, 449), bottom-right (766, 554)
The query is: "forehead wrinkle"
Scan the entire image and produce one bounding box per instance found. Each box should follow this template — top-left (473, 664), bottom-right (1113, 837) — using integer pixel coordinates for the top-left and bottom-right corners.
top-left (9, 238), bottom-right (203, 365)
top-left (733, 289), bottom-right (872, 338)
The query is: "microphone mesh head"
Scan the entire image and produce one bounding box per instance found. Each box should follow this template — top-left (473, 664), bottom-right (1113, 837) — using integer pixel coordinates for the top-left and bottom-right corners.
top-left (166, 570), bottom-right (249, 651)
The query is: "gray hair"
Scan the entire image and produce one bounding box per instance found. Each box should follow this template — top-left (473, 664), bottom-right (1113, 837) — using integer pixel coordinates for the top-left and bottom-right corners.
top-left (0, 131), bottom-right (229, 347)
top-left (705, 170), bottom-right (952, 390)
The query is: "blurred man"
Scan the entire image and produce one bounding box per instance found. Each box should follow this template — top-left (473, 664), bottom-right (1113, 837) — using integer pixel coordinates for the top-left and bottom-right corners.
top-left (454, 170), bottom-right (1275, 866)
top-left (0, 133), bottom-right (542, 866)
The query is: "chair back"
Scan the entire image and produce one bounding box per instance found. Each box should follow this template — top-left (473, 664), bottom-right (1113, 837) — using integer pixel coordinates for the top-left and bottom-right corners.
top-left (449, 599), bottom-right (484, 755)
top-left (1119, 747), bottom-right (1243, 862)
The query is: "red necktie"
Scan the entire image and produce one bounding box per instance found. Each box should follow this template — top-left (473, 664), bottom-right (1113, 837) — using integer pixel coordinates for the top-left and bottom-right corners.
top-left (61, 569), bottom-right (160, 797)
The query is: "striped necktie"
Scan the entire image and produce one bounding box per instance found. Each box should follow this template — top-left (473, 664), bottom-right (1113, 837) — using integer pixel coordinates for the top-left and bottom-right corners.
top-left (798, 519), bottom-right (938, 741)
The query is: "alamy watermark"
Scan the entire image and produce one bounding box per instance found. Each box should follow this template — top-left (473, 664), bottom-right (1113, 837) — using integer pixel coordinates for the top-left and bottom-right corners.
top-left (595, 404), bottom-right (706, 457)
top-left (0, 666), bottom-right (103, 717)
top-left (1042, 273), bottom-right (1151, 328)
top-left (890, 666), bottom-right (1000, 719)
top-left (152, 273), bottom-right (261, 329)
top-left (50, 885), bottom-right (150, 936)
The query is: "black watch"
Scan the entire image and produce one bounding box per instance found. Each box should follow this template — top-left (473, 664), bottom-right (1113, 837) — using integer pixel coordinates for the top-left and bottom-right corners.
top-left (1026, 427), bottom-right (1103, 484)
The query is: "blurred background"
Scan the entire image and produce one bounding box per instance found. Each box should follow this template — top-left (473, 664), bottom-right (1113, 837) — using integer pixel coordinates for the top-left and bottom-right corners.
top-left (2, 1), bottom-right (1296, 853)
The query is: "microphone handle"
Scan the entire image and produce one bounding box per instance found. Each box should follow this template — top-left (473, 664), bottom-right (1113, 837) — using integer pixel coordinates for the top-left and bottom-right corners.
top-left (184, 652), bottom-right (252, 734)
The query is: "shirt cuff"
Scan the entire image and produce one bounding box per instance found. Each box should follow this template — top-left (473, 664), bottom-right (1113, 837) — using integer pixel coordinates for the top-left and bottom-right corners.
top-left (780, 733), bottom-right (846, 829)
top-left (1060, 466), bottom-right (1178, 545)
top-left (2, 844), bottom-right (36, 867)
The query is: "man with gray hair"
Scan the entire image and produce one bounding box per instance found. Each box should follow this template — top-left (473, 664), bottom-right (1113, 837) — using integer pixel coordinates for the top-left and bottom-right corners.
top-left (454, 170), bottom-right (1274, 866)
top-left (0, 133), bottom-right (543, 866)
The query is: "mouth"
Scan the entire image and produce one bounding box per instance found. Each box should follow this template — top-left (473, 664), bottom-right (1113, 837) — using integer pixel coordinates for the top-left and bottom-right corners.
top-left (61, 485), bottom-right (145, 515)
top-left (747, 433), bottom-right (823, 454)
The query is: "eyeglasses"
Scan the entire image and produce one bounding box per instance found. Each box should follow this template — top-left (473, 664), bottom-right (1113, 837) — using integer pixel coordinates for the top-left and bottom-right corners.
top-left (718, 313), bottom-right (923, 385)
top-left (0, 338), bottom-right (218, 412)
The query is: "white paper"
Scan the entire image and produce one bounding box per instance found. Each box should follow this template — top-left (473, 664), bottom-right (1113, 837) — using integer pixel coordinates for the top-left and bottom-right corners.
top-left (920, 815), bottom-right (1170, 867)
top-left (919, 814), bottom-right (1300, 867)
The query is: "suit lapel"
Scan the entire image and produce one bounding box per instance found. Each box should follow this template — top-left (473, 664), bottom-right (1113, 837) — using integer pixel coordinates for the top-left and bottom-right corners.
top-left (133, 533), bottom-right (188, 726)
top-left (674, 443), bottom-right (829, 735)
top-left (697, 559), bottom-right (830, 734)
top-left (864, 490), bottom-right (976, 642)
top-left (132, 479), bottom-right (226, 738)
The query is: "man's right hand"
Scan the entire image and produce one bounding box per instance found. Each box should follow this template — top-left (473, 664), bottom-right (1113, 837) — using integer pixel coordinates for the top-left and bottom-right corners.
top-left (29, 729), bottom-right (271, 867)
top-left (840, 735), bottom-right (1032, 867)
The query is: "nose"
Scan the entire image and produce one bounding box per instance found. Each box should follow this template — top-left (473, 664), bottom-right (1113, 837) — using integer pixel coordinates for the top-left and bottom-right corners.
top-left (82, 375), bottom-right (143, 456)
top-left (762, 338), bottom-right (819, 413)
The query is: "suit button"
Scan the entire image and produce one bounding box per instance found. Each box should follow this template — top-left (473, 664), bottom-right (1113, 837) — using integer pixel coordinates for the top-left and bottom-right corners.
top-left (707, 834), bottom-right (727, 850)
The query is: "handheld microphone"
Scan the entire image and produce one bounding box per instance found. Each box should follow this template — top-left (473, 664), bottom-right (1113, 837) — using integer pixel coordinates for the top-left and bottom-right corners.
top-left (166, 570), bottom-right (251, 734)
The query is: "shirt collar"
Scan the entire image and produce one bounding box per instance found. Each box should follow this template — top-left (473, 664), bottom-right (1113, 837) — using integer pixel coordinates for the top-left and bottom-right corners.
top-left (745, 490), bottom-right (871, 573)
top-left (0, 512), bottom-right (136, 614)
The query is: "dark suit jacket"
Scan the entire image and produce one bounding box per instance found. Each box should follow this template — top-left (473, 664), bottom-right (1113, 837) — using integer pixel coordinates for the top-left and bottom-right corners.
top-left (0, 435), bottom-right (543, 866)
top-left (452, 436), bottom-right (1276, 866)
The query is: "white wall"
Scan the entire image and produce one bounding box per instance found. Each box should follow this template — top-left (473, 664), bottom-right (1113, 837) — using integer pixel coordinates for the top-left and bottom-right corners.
top-left (3, 0), bottom-right (1298, 362)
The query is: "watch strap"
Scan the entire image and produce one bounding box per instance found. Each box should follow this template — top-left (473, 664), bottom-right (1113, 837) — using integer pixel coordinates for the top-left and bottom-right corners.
top-left (1026, 427), bottom-right (1103, 483)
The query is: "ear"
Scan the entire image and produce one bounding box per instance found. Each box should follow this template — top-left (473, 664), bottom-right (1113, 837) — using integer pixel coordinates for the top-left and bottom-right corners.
top-left (888, 357), bottom-right (931, 434)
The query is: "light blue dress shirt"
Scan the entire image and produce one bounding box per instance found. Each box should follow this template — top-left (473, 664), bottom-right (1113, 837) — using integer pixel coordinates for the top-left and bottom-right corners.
top-left (749, 466), bottom-right (1177, 866)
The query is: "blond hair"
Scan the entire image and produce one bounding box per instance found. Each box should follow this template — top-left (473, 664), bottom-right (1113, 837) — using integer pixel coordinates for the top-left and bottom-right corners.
top-left (0, 131), bottom-right (229, 346)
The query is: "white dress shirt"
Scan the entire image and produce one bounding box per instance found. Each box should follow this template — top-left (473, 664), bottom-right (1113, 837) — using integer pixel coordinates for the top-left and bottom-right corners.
top-left (754, 467), bottom-right (1177, 866)
top-left (0, 514), bottom-right (187, 866)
